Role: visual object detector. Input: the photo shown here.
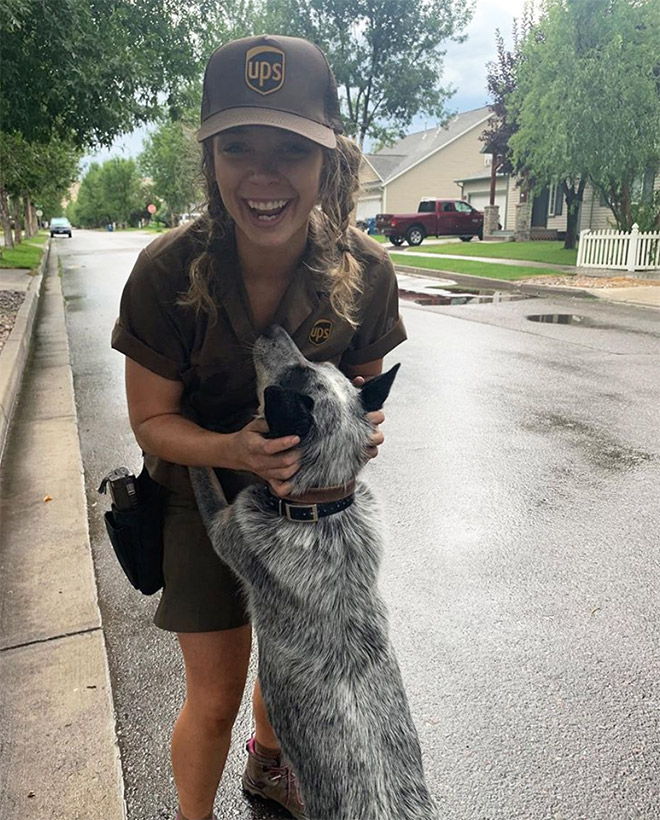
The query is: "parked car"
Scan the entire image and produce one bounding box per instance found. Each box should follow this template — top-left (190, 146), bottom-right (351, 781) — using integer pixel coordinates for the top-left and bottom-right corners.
top-left (375, 198), bottom-right (483, 246)
top-left (50, 217), bottom-right (73, 238)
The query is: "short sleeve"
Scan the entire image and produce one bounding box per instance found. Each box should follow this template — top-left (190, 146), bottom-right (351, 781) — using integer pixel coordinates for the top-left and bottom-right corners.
top-left (111, 248), bottom-right (189, 380)
top-left (340, 253), bottom-right (407, 367)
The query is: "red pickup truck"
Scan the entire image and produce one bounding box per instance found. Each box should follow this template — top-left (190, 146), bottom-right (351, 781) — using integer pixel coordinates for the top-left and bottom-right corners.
top-left (375, 199), bottom-right (484, 246)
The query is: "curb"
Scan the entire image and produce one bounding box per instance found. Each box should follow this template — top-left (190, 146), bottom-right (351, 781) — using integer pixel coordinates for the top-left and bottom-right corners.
top-left (0, 245), bottom-right (126, 819)
top-left (0, 240), bottom-right (50, 461)
top-left (393, 263), bottom-right (596, 301)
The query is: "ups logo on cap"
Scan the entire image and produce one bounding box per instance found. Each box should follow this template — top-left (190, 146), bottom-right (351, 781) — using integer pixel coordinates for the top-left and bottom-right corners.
top-left (245, 46), bottom-right (285, 95)
top-left (309, 319), bottom-right (332, 346)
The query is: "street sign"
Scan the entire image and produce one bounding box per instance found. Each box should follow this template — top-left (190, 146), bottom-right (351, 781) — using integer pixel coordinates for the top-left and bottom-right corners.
top-left (36, 209), bottom-right (43, 217)
top-left (147, 204), bottom-right (157, 214)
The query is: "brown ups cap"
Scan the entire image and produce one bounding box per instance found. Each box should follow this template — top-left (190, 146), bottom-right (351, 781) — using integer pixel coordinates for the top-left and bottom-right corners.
top-left (197, 35), bottom-right (343, 148)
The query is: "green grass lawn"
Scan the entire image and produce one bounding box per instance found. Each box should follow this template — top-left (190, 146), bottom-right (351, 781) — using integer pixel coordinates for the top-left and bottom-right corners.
top-left (398, 239), bottom-right (577, 266)
top-left (0, 231), bottom-right (49, 270)
top-left (390, 254), bottom-right (567, 281)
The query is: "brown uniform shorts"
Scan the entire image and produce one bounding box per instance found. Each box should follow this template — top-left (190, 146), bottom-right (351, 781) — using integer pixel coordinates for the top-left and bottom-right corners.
top-left (153, 486), bottom-right (250, 633)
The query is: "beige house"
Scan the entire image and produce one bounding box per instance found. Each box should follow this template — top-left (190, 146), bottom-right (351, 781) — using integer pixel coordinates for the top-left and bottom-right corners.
top-left (454, 172), bottom-right (628, 236)
top-left (358, 107), bottom-right (494, 221)
top-left (360, 105), bottom-right (658, 237)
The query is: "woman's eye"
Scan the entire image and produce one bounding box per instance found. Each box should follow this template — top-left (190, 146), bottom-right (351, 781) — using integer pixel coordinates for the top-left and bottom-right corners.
top-left (280, 142), bottom-right (311, 157)
top-left (220, 143), bottom-right (249, 155)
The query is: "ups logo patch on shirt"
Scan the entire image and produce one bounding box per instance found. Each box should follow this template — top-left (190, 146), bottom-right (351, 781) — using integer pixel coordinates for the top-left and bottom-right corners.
top-left (309, 319), bottom-right (333, 346)
top-left (245, 46), bottom-right (285, 95)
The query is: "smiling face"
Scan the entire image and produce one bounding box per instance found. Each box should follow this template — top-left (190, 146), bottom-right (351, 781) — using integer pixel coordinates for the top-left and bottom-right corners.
top-left (213, 125), bottom-right (324, 254)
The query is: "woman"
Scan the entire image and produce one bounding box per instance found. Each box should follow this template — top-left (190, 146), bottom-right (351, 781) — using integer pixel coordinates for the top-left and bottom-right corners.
top-left (112, 34), bottom-right (406, 820)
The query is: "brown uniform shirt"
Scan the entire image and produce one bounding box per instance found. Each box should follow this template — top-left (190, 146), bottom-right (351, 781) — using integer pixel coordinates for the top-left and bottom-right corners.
top-left (111, 222), bottom-right (406, 497)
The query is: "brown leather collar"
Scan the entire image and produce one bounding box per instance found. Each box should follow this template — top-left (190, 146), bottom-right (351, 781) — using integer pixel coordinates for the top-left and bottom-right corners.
top-left (264, 480), bottom-right (356, 523)
top-left (284, 480), bottom-right (355, 504)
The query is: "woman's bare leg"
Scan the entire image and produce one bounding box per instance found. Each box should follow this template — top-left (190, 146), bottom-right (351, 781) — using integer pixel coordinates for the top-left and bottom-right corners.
top-left (173, 626), bottom-right (252, 820)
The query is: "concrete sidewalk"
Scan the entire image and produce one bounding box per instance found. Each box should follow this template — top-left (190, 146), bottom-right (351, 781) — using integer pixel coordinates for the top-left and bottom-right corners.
top-left (0, 246), bottom-right (125, 820)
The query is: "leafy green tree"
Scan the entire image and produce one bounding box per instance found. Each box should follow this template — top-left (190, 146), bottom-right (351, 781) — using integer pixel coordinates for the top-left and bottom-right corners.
top-left (0, 132), bottom-right (80, 247)
top-left (74, 164), bottom-right (106, 228)
top-left (140, 120), bottom-right (204, 227)
top-left (482, 4), bottom-right (537, 175)
top-left (100, 159), bottom-right (145, 227)
top-left (260, 0), bottom-right (474, 148)
top-left (509, 0), bottom-right (660, 246)
top-left (0, 0), bottom-right (205, 148)
top-left (75, 159), bottom-right (145, 227)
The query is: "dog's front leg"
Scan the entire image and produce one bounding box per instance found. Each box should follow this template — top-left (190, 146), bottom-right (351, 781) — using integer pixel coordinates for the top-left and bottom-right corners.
top-left (188, 466), bottom-right (254, 581)
top-left (188, 466), bottom-right (228, 531)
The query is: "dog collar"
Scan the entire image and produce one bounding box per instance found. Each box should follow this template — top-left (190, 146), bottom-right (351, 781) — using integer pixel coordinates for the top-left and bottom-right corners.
top-left (264, 482), bottom-right (355, 523)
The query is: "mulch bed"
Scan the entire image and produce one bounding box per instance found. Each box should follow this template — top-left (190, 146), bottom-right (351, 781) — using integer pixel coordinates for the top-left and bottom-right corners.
top-left (0, 290), bottom-right (26, 354)
top-left (519, 274), bottom-right (660, 289)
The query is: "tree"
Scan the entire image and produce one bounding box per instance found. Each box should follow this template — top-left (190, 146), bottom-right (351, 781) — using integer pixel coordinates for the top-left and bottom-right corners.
top-left (482, 4), bottom-right (538, 176)
top-left (99, 159), bottom-right (145, 227)
top-left (261, 0), bottom-right (474, 148)
top-left (0, 0), bottom-right (205, 149)
top-left (509, 0), bottom-right (660, 247)
top-left (140, 120), bottom-right (204, 227)
top-left (74, 159), bottom-right (145, 228)
top-left (0, 132), bottom-right (80, 247)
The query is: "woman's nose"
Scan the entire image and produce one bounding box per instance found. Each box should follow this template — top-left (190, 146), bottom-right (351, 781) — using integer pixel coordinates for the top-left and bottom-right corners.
top-left (248, 152), bottom-right (281, 181)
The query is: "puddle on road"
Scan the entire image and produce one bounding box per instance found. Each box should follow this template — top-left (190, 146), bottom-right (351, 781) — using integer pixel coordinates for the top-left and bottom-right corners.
top-left (400, 286), bottom-right (535, 307)
top-left (527, 314), bottom-right (660, 338)
top-left (528, 313), bottom-right (586, 325)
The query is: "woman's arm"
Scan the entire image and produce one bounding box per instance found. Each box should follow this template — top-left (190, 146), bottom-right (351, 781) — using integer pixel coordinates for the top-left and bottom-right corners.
top-left (125, 358), bottom-right (301, 492)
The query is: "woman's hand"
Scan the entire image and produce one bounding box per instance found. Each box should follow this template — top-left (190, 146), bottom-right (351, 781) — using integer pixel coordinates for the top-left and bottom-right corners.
top-left (229, 418), bottom-right (301, 497)
top-left (352, 375), bottom-right (386, 460)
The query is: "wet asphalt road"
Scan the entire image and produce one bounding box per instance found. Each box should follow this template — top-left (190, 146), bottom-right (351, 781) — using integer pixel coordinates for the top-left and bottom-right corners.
top-left (57, 229), bottom-right (660, 820)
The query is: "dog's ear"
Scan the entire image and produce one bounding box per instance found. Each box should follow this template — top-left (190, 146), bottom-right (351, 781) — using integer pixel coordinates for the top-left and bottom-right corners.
top-left (264, 385), bottom-right (315, 439)
top-left (359, 363), bottom-right (400, 413)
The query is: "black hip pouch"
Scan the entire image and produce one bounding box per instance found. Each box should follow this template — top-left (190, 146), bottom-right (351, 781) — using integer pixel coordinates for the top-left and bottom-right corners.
top-left (99, 465), bottom-right (165, 595)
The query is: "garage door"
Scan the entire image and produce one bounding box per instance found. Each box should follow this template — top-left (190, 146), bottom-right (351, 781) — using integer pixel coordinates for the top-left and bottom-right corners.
top-left (356, 196), bottom-right (382, 221)
top-left (468, 192), bottom-right (507, 226)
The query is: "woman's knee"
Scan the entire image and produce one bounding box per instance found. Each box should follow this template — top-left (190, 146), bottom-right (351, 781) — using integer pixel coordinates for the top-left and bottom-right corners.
top-left (177, 626), bottom-right (252, 733)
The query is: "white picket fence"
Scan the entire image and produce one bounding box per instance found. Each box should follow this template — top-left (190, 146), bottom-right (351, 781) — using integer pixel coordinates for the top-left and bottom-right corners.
top-left (577, 223), bottom-right (660, 271)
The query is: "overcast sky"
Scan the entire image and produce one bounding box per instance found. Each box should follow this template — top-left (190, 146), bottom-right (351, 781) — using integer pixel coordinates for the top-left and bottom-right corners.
top-left (82, 0), bottom-right (528, 168)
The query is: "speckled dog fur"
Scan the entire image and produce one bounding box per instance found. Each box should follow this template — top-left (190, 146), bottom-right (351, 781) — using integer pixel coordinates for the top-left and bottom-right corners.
top-left (190, 326), bottom-right (437, 820)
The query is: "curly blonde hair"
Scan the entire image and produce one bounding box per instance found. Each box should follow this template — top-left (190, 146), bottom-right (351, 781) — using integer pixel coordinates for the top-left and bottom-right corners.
top-left (181, 133), bottom-right (364, 326)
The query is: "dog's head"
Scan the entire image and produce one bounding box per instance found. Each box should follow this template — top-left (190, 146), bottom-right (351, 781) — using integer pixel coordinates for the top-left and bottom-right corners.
top-left (253, 326), bottom-right (399, 490)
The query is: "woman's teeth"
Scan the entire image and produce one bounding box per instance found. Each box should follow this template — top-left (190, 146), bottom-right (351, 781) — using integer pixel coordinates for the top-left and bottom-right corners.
top-left (247, 199), bottom-right (289, 221)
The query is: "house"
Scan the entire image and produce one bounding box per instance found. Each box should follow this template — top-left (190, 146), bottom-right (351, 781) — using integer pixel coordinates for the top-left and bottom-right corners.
top-left (358, 106), bottom-right (494, 221)
top-left (360, 105), bottom-right (659, 237)
top-left (454, 173), bottom-right (632, 236)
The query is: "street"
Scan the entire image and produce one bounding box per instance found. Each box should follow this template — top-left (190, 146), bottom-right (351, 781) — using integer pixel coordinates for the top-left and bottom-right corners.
top-left (58, 229), bottom-right (660, 820)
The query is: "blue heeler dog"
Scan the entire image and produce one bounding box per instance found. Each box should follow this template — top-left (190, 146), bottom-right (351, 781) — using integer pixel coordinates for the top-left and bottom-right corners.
top-left (189, 326), bottom-right (437, 820)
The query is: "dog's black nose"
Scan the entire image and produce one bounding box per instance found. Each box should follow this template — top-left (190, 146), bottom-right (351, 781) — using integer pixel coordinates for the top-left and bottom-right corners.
top-left (261, 325), bottom-right (278, 339)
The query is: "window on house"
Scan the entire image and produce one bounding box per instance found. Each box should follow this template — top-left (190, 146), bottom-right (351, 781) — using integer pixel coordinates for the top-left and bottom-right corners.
top-left (548, 183), bottom-right (563, 217)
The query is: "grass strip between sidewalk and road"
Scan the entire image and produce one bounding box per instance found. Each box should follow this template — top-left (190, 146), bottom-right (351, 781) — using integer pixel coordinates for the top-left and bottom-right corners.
top-left (0, 230), bottom-right (49, 271)
top-left (389, 254), bottom-right (567, 281)
top-left (399, 239), bottom-right (577, 266)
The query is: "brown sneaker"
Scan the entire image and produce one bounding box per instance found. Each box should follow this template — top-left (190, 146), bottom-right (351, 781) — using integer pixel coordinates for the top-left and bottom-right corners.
top-left (242, 736), bottom-right (308, 819)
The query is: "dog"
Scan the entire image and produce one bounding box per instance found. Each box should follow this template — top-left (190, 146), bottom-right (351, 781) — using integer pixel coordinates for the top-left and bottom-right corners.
top-left (189, 325), bottom-right (437, 820)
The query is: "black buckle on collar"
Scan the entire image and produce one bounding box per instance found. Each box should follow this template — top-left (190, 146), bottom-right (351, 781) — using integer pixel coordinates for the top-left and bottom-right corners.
top-left (279, 499), bottom-right (319, 522)
top-left (264, 489), bottom-right (355, 522)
